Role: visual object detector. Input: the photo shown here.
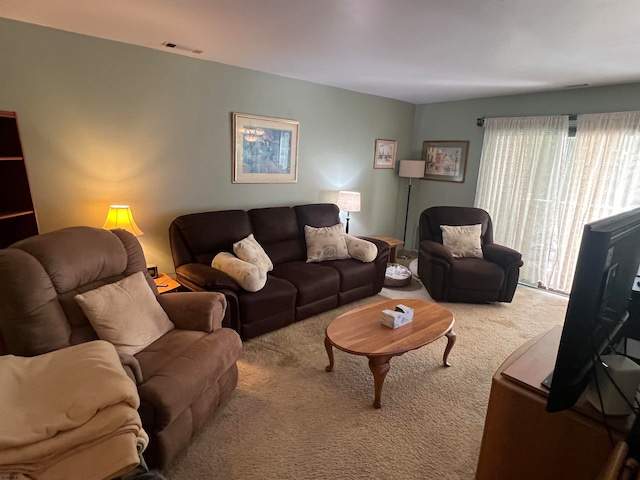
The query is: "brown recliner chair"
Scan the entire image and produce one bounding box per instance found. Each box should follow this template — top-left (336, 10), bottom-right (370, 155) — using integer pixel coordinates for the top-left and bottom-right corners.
top-left (0, 226), bottom-right (243, 469)
top-left (417, 206), bottom-right (523, 303)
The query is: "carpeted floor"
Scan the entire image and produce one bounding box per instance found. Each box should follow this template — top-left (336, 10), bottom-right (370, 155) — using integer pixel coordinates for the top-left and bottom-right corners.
top-left (163, 277), bottom-right (569, 480)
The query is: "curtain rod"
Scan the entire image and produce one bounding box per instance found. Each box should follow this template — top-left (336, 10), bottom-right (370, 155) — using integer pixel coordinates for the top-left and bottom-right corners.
top-left (476, 114), bottom-right (577, 127)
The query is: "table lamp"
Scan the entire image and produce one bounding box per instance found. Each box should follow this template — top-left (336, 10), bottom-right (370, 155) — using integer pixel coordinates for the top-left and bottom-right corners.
top-left (398, 160), bottom-right (425, 258)
top-left (102, 205), bottom-right (144, 236)
top-left (336, 191), bottom-right (361, 234)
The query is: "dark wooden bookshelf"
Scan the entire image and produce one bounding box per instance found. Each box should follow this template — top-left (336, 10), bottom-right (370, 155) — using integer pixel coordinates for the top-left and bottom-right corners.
top-left (0, 111), bottom-right (39, 248)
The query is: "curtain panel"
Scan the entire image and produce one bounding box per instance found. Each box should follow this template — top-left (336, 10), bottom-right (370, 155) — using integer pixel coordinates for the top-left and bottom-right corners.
top-left (475, 115), bottom-right (569, 289)
top-left (476, 111), bottom-right (640, 294)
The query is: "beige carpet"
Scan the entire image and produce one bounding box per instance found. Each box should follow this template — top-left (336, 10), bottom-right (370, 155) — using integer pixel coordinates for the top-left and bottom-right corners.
top-left (163, 279), bottom-right (568, 479)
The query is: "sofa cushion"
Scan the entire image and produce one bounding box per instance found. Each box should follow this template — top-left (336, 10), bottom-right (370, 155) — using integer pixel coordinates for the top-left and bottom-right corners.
top-left (304, 224), bottom-right (350, 262)
top-left (212, 252), bottom-right (267, 292)
top-left (440, 224), bottom-right (484, 258)
top-left (75, 271), bottom-right (175, 356)
top-left (321, 258), bottom-right (379, 292)
top-left (344, 234), bottom-right (378, 262)
top-left (271, 261), bottom-right (340, 306)
top-left (233, 233), bottom-right (273, 272)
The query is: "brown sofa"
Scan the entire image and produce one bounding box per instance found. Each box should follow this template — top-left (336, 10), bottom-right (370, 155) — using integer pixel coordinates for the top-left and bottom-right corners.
top-left (418, 206), bottom-right (523, 303)
top-left (0, 226), bottom-right (243, 469)
top-left (169, 203), bottom-right (390, 339)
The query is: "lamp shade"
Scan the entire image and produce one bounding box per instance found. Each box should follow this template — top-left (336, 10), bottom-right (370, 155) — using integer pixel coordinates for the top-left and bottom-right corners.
top-left (102, 205), bottom-right (144, 236)
top-left (337, 191), bottom-right (361, 212)
top-left (398, 160), bottom-right (426, 179)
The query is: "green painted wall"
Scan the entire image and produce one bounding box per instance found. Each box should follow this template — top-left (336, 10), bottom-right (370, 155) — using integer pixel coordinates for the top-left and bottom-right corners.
top-left (409, 82), bottom-right (640, 248)
top-left (0, 18), bottom-right (415, 274)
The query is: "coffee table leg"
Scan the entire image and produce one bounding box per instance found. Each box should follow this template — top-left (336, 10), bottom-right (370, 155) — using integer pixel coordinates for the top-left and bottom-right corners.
top-left (368, 355), bottom-right (392, 408)
top-left (443, 329), bottom-right (457, 367)
top-left (325, 336), bottom-right (335, 372)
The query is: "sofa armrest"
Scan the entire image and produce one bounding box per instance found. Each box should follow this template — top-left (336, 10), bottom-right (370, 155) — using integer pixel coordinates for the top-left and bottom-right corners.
top-left (158, 291), bottom-right (227, 333)
top-left (483, 243), bottom-right (523, 269)
top-left (420, 239), bottom-right (454, 262)
top-left (176, 263), bottom-right (241, 292)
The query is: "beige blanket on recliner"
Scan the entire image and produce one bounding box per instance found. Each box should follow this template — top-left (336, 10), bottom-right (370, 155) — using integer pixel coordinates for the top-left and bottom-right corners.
top-left (0, 340), bottom-right (149, 480)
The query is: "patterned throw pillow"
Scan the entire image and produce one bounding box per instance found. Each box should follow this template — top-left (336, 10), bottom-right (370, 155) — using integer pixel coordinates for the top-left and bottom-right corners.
top-left (233, 233), bottom-right (273, 272)
top-left (440, 224), bottom-right (484, 258)
top-left (212, 252), bottom-right (267, 292)
top-left (304, 224), bottom-right (350, 262)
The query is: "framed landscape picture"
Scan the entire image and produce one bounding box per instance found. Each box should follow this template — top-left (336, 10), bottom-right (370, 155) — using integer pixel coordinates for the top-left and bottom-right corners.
top-left (421, 140), bottom-right (469, 183)
top-left (373, 139), bottom-right (397, 169)
top-left (232, 113), bottom-right (299, 183)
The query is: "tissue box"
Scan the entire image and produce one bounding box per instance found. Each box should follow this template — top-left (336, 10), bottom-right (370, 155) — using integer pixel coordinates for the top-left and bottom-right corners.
top-left (381, 304), bottom-right (414, 329)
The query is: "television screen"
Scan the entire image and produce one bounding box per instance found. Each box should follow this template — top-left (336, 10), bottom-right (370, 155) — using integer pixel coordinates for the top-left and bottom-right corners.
top-left (545, 207), bottom-right (640, 413)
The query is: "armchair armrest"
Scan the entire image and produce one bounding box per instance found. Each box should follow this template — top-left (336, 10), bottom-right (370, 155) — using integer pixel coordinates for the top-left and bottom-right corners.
top-left (158, 291), bottom-right (227, 333)
top-left (483, 243), bottom-right (523, 268)
top-left (420, 240), bottom-right (454, 262)
top-left (176, 263), bottom-right (240, 292)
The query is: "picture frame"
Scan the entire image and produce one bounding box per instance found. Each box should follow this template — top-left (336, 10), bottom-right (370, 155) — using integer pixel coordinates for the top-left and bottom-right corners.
top-left (421, 140), bottom-right (469, 183)
top-left (232, 112), bottom-right (299, 183)
top-left (373, 139), bottom-right (397, 169)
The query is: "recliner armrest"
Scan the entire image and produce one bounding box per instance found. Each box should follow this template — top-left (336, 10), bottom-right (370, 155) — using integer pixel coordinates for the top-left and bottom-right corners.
top-left (158, 291), bottom-right (227, 333)
top-left (483, 243), bottom-right (523, 268)
top-left (420, 240), bottom-right (454, 262)
top-left (176, 263), bottom-right (240, 292)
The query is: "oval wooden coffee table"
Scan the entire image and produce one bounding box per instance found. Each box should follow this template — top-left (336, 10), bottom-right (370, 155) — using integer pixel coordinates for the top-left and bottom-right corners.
top-left (325, 298), bottom-right (456, 408)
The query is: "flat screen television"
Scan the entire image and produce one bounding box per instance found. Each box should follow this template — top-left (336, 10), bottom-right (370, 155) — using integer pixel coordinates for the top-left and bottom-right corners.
top-left (545, 207), bottom-right (640, 413)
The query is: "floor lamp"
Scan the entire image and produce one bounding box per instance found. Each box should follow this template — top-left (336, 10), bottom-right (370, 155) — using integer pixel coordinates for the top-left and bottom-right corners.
top-left (398, 160), bottom-right (425, 259)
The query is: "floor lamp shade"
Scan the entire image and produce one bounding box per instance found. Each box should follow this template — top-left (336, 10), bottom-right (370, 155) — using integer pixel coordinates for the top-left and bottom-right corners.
top-left (337, 191), bottom-right (361, 234)
top-left (398, 161), bottom-right (425, 257)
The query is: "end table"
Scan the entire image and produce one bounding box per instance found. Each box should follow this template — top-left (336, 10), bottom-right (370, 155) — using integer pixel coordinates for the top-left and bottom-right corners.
top-left (154, 273), bottom-right (181, 294)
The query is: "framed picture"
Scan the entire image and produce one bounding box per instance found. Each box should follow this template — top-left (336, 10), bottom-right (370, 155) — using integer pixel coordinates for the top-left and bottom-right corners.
top-left (421, 140), bottom-right (469, 183)
top-left (373, 139), bottom-right (397, 169)
top-left (232, 113), bottom-right (299, 183)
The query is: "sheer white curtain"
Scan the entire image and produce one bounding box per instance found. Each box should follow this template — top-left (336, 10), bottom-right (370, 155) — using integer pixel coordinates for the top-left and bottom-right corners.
top-left (476, 111), bottom-right (640, 294)
top-left (475, 116), bottom-right (569, 289)
top-left (549, 111), bottom-right (640, 291)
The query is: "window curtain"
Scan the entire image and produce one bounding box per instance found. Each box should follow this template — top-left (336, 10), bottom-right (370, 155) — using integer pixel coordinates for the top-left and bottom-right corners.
top-left (476, 111), bottom-right (640, 294)
top-left (475, 116), bottom-right (569, 289)
top-left (548, 111), bottom-right (640, 291)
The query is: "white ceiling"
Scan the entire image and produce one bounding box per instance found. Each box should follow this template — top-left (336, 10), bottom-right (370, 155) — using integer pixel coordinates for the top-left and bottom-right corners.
top-left (2, 0), bottom-right (640, 104)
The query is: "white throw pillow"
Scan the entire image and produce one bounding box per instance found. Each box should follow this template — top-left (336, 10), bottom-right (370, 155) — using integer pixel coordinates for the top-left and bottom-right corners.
top-left (344, 234), bottom-right (378, 263)
top-left (212, 252), bottom-right (267, 292)
top-left (75, 271), bottom-right (175, 356)
top-left (304, 224), bottom-right (350, 262)
top-left (440, 224), bottom-right (484, 258)
top-left (233, 233), bottom-right (273, 272)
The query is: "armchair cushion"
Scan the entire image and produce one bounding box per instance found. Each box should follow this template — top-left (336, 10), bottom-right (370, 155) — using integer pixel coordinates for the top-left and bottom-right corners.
top-left (304, 224), bottom-right (349, 262)
top-left (75, 271), bottom-right (175, 356)
top-left (440, 224), bottom-right (483, 258)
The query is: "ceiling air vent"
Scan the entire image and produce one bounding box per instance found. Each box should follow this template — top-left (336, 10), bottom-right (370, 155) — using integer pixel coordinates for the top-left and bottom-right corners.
top-left (162, 41), bottom-right (203, 54)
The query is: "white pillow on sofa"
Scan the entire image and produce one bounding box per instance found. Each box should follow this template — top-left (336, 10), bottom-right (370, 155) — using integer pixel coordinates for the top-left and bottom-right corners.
top-left (440, 224), bottom-right (484, 258)
top-left (304, 224), bottom-right (350, 262)
top-left (344, 234), bottom-right (378, 263)
top-left (233, 233), bottom-right (273, 272)
top-left (75, 271), bottom-right (175, 356)
top-left (212, 252), bottom-right (267, 292)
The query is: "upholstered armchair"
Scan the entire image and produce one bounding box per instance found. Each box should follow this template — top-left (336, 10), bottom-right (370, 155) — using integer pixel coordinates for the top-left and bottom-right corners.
top-left (0, 226), bottom-right (243, 469)
top-left (417, 206), bottom-right (523, 303)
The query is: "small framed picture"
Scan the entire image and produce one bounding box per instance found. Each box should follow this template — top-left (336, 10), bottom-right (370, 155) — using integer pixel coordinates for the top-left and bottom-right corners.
top-left (373, 139), bottom-right (397, 169)
top-left (422, 140), bottom-right (469, 183)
